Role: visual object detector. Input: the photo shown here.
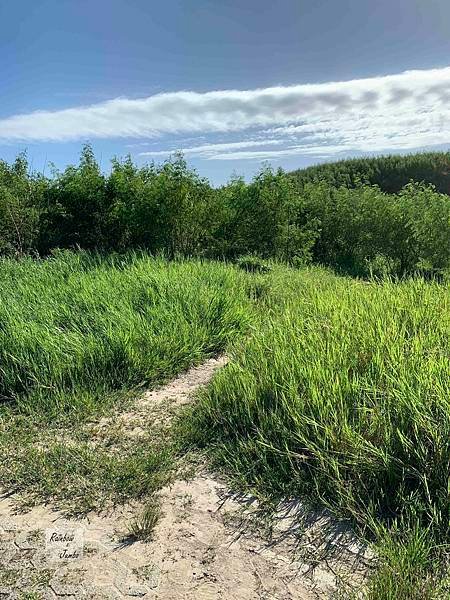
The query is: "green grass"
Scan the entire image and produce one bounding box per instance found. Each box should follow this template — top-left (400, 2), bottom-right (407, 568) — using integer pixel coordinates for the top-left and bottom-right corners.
top-left (0, 250), bottom-right (256, 511)
top-left (127, 495), bottom-right (162, 541)
top-left (0, 250), bottom-right (253, 420)
top-left (1, 251), bottom-right (449, 597)
top-left (181, 267), bottom-right (450, 598)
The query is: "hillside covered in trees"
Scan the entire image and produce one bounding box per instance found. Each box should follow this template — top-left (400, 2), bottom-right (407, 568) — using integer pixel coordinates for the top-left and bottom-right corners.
top-left (290, 151), bottom-right (450, 194)
top-left (1, 146), bottom-right (449, 278)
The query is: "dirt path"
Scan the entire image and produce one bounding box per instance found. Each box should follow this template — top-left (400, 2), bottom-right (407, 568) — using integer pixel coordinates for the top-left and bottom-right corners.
top-left (0, 357), bottom-right (371, 599)
top-left (92, 356), bottom-right (229, 440)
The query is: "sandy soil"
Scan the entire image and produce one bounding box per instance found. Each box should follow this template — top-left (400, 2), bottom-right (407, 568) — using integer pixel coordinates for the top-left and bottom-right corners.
top-left (0, 357), bottom-right (372, 599)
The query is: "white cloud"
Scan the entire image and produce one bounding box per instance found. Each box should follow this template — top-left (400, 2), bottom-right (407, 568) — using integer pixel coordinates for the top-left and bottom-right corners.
top-left (209, 145), bottom-right (351, 161)
top-left (1, 67), bottom-right (450, 160)
top-left (138, 139), bottom-right (285, 157)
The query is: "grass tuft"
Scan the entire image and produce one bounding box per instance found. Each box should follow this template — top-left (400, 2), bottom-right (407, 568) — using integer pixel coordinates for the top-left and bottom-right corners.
top-left (127, 496), bottom-right (162, 542)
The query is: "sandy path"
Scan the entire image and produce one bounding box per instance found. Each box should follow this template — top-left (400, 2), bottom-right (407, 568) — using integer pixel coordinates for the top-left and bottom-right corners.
top-left (0, 357), bottom-right (371, 599)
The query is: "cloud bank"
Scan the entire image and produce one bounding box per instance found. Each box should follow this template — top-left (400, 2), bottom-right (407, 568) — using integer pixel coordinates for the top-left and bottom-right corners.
top-left (1, 67), bottom-right (450, 159)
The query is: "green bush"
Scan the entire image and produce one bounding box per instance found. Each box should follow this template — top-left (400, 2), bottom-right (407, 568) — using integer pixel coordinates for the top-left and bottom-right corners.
top-left (235, 254), bottom-right (271, 273)
top-left (0, 153), bottom-right (43, 256)
top-left (300, 181), bottom-right (450, 277)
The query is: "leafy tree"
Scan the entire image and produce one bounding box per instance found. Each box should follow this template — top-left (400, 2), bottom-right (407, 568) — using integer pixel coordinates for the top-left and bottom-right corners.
top-left (108, 153), bottom-right (218, 256)
top-left (399, 183), bottom-right (450, 273)
top-left (107, 155), bottom-right (157, 249)
top-left (0, 153), bottom-right (42, 256)
top-left (150, 153), bottom-right (213, 256)
top-left (41, 144), bottom-right (109, 250)
top-left (221, 166), bottom-right (319, 262)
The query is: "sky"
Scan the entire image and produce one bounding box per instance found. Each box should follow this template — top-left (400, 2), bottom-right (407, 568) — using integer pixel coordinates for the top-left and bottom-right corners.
top-left (2, 0), bottom-right (450, 185)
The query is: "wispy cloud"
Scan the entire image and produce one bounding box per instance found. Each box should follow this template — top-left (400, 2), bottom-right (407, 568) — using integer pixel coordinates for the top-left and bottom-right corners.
top-left (138, 139), bottom-right (285, 158)
top-left (1, 67), bottom-right (450, 160)
top-left (208, 145), bottom-right (351, 161)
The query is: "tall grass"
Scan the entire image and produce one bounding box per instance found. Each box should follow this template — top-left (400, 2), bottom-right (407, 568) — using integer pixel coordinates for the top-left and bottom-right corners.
top-left (1, 253), bottom-right (449, 595)
top-left (183, 267), bottom-right (450, 598)
top-left (0, 250), bottom-right (252, 420)
top-left (0, 251), bottom-right (258, 511)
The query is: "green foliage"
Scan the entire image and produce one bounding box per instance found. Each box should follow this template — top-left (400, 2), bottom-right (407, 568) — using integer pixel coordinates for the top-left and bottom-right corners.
top-left (0, 146), bottom-right (449, 278)
top-left (235, 254), bottom-right (271, 273)
top-left (215, 167), bottom-right (319, 262)
top-left (107, 152), bottom-right (216, 255)
top-left (398, 183), bottom-right (450, 274)
top-left (0, 153), bottom-right (42, 256)
top-left (300, 181), bottom-right (450, 276)
top-left (0, 251), bottom-right (252, 419)
top-left (181, 266), bottom-right (450, 598)
top-left (291, 151), bottom-right (450, 194)
top-left (41, 144), bottom-right (109, 250)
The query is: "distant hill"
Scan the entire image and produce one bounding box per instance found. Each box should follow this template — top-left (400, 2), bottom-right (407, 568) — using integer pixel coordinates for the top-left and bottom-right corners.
top-left (290, 151), bottom-right (450, 194)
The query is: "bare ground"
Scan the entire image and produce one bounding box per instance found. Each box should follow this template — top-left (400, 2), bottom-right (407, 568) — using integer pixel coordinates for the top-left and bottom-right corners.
top-left (0, 357), bottom-right (372, 599)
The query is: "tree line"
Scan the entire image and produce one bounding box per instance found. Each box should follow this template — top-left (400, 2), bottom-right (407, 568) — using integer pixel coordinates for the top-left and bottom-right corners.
top-left (292, 151), bottom-right (450, 194)
top-left (1, 145), bottom-right (449, 278)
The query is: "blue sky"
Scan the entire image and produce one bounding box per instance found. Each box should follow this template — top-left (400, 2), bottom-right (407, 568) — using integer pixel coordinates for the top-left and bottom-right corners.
top-left (2, 0), bottom-right (450, 184)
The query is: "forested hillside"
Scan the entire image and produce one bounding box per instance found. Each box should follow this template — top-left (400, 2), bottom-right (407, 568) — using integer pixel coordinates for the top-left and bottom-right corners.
top-left (1, 146), bottom-right (449, 278)
top-left (291, 151), bottom-right (450, 194)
